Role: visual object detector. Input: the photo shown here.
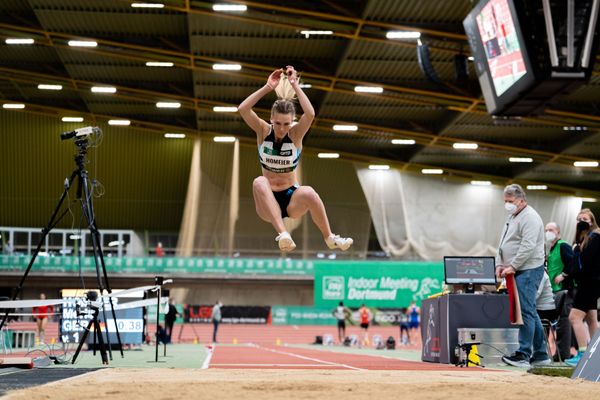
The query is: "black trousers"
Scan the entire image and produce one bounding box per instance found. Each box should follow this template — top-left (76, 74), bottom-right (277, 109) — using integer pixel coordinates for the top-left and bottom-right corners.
top-left (212, 320), bottom-right (220, 342)
top-left (554, 289), bottom-right (575, 360)
top-left (165, 319), bottom-right (175, 343)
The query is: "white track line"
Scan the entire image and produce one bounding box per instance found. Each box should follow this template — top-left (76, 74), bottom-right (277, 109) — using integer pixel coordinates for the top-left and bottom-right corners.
top-left (254, 344), bottom-right (366, 371)
top-left (211, 363), bottom-right (336, 367)
top-left (201, 346), bottom-right (214, 369)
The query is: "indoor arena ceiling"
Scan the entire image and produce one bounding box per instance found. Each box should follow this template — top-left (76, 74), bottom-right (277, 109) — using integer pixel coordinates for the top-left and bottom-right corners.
top-left (1, 0), bottom-right (599, 198)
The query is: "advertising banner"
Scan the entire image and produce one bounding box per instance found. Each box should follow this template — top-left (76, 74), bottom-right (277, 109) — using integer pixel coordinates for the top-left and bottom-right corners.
top-left (314, 261), bottom-right (443, 308)
top-left (271, 306), bottom-right (406, 326)
top-left (184, 305), bottom-right (270, 324)
top-left (0, 255), bottom-right (313, 277)
top-left (271, 306), bottom-right (337, 325)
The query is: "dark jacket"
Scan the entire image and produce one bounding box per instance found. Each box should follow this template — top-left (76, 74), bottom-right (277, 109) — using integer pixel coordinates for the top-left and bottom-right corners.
top-left (567, 232), bottom-right (600, 282)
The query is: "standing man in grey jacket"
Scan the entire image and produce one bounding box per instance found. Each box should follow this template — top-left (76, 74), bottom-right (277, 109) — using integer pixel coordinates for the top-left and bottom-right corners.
top-left (496, 184), bottom-right (550, 368)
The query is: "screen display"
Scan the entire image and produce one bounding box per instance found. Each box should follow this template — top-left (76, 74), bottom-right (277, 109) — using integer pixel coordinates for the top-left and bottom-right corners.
top-left (444, 257), bottom-right (497, 285)
top-left (60, 289), bottom-right (144, 345)
top-left (475, 0), bottom-right (527, 96)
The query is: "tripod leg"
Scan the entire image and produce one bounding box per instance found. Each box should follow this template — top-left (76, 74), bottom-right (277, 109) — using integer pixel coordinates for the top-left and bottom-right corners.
top-left (155, 287), bottom-right (161, 362)
top-left (72, 316), bottom-right (94, 364)
top-left (0, 170), bottom-right (78, 332)
top-left (78, 167), bottom-right (123, 358)
top-left (93, 319), bottom-right (97, 356)
top-left (94, 317), bottom-right (109, 365)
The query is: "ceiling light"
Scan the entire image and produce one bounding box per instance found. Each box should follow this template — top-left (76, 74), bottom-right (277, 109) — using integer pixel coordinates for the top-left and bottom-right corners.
top-left (91, 86), bottom-right (117, 93)
top-left (563, 126), bottom-right (588, 131)
top-left (213, 136), bottom-right (236, 142)
top-left (578, 197), bottom-right (598, 203)
top-left (471, 180), bottom-right (491, 186)
top-left (62, 117), bottom-right (84, 122)
top-left (5, 38), bottom-right (34, 45)
top-left (369, 165), bottom-right (390, 170)
top-left (386, 31), bottom-right (421, 39)
top-left (108, 240), bottom-right (125, 247)
top-left (453, 143), bottom-right (478, 150)
top-left (68, 40), bottom-right (98, 47)
top-left (37, 84), bottom-right (63, 90)
top-left (131, 2), bottom-right (164, 8)
top-left (212, 63), bottom-right (242, 71)
top-left (574, 161), bottom-right (598, 167)
top-left (69, 234), bottom-right (81, 240)
top-left (212, 4), bottom-right (248, 11)
top-left (318, 153), bottom-right (340, 159)
top-left (392, 139), bottom-right (416, 145)
top-left (213, 106), bottom-right (238, 112)
top-left (2, 103), bottom-right (25, 109)
top-left (332, 124), bottom-right (358, 131)
top-left (146, 61), bottom-right (174, 67)
top-left (509, 157), bottom-right (533, 163)
top-left (299, 84), bottom-right (312, 89)
top-left (354, 86), bottom-right (384, 93)
top-left (526, 185), bottom-right (548, 190)
top-left (108, 119), bottom-right (131, 126)
top-left (421, 168), bottom-right (444, 174)
top-left (164, 133), bottom-right (185, 139)
top-left (156, 102), bottom-right (181, 108)
top-left (467, 56), bottom-right (475, 61)
top-left (300, 30), bottom-right (334, 38)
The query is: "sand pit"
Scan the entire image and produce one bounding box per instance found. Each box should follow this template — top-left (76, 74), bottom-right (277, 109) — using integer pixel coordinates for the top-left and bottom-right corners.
top-left (4, 368), bottom-right (599, 400)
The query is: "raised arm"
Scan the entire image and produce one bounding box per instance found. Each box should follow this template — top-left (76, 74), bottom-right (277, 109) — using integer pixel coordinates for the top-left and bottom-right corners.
top-left (238, 69), bottom-right (282, 138)
top-left (286, 66), bottom-right (315, 142)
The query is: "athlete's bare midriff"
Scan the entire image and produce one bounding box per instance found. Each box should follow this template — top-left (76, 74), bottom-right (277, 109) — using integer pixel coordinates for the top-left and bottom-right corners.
top-left (262, 168), bottom-right (298, 191)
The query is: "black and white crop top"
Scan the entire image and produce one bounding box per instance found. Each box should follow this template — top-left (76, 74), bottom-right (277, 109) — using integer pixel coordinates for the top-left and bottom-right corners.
top-left (258, 127), bottom-right (301, 173)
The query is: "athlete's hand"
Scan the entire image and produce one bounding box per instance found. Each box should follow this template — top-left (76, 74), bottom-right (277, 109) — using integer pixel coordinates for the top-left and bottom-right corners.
top-left (267, 69), bottom-right (283, 89)
top-left (285, 65), bottom-right (297, 84)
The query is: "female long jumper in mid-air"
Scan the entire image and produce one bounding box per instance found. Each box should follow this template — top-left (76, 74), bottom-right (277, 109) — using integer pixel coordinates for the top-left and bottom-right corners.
top-left (238, 65), bottom-right (353, 252)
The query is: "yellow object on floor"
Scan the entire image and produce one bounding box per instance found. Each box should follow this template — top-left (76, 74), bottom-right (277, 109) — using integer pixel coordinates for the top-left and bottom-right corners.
top-left (468, 344), bottom-right (481, 366)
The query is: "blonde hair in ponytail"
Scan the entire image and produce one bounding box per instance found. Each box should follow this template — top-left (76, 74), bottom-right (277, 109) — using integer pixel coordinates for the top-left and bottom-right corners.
top-left (271, 74), bottom-right (299, 117)
top-left (274, 74), bottom-right (297, 101)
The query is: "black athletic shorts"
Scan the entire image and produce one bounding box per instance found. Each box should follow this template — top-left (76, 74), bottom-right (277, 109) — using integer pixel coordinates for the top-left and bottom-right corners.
top-left (337, 320), bottom-right (346, 329)
top-left (572, 280), bottom-right (600, 312)
top-left (360, 322), bottom-right (369, 329)
top-left (272, 184), bottom-right (298, 218)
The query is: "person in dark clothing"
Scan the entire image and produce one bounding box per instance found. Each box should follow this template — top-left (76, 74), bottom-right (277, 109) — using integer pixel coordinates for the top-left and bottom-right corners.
top-left (164, 299), bottom-right (180, 343)
top-left (564, 209), bottom-right (600, 366)
top-left (544, 222), bottom-right (575, 361)
top-left (156, 325), bottom-right (169, 345)
top-left (211, 300), bottom-right (223, 343)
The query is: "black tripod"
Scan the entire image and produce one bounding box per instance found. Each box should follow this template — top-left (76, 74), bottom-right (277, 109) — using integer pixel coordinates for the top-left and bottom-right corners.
top-left (72, 291), bottom-right (108, 364)
top-left (0, 131), bottom-right (123, 363)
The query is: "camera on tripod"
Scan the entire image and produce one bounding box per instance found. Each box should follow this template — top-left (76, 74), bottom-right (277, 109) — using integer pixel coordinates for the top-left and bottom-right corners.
top-left (60, 126), bottom-right (101, 141)
top-left (85, 290), bottom-right (99, 302)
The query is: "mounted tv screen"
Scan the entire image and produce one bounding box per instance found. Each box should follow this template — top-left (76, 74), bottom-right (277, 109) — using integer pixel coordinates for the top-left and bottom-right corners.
top-left (476, 0), bottom-right (527, 96)
top-left (463, 0), bottom-right (537, 115)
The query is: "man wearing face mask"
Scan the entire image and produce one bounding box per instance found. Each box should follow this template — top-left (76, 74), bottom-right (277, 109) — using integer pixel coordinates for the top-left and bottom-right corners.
top-left (564, 209), bottom-right (600, 366)
top-left (496, 184), bottom-right (549, 368)
top-left (544, 222), bottom-right (575, 361)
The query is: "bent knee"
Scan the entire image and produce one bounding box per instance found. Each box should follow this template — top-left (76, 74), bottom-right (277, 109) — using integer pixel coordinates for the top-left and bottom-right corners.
top-left (253, 176), bottom-right (270, 192)
top-left (296, 185), bottom-right (320, 202)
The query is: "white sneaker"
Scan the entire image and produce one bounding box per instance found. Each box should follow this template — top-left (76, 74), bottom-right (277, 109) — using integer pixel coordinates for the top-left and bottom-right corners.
top-left (275, 231), bottom-right (296, 252)
top-left (326, 234), bottom-right (353, 251)
top-left (530, 357), bottom-right (552, 367)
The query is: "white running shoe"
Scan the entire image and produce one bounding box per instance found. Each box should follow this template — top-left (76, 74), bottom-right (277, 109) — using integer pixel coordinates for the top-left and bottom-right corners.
top-left (275, 231), bottom-right (296, 252)
top-left (326, 234), bottom-right (353, 251)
